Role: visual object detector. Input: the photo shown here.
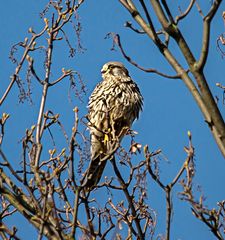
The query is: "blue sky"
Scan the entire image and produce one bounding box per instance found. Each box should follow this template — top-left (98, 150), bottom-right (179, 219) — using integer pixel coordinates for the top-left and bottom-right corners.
top-left (1, 1), bottom-right (225, 239)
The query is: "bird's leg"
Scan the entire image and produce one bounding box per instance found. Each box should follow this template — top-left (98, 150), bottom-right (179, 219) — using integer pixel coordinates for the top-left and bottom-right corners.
top-left (111, 119), bottom-right (117, 142)
top-left (103, 104), bottom-right (111, 143)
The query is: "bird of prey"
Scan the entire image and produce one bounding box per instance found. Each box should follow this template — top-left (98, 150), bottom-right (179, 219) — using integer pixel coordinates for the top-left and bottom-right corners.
top-left (82, 61), bottom-right (143, 190)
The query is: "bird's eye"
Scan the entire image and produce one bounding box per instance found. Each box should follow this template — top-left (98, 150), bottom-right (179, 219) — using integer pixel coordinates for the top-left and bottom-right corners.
top-left (109, 65), bottom-right (120, 70)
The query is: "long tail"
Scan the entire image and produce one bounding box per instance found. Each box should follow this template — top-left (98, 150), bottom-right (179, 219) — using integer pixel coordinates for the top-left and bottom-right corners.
top-left (81, 156), bottom-right (107, 190)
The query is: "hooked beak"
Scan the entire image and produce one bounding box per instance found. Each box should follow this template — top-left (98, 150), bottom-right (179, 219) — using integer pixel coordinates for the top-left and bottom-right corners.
top-left (101, 65), bottom-right (108, 74)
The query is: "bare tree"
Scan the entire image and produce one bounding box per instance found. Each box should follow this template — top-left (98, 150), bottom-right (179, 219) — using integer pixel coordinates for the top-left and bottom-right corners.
top-left (0, 1), bottom-right (224, 240)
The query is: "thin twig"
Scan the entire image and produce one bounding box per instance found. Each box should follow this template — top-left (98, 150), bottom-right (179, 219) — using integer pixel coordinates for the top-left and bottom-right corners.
top-left (111, 157), bottom-right (145, 240)
top-left (110, 33), bottom-right (182, 79)
top-left (49, 70), bottom-right (73, 86)
top-left (197, 0), bottom-right (222, 70)
top-left (0, 148), bottom-right (23, 183)
top-left (0, 26), bottom-right (47, 106)
top-left (124, 21), bottom-right (145, 34)
top-left (161, 0), bottom-right (175, 24)
top-left (71, 188), bottom-right (80, 237)
top-left (175, 0), bottom-right (196, 24)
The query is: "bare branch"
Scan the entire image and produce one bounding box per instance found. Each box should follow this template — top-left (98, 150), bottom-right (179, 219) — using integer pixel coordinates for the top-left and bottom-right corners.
top-left (144, 146), bottom-right (165, 190)
top-left (175, 0), bottom-right (196, 24)
top-left (161, 0), bottom-right (175, 24)
top-left (0, 148), bottom-right (23, 183)
top-left (108, 33), bottom-right (182, 79)
top-left (0, 25), bottom-right (48, 106)
top-left (195, 1), bottom-right (204, 18)
top-left (49, 69), bottom-right (74, 86)
top-left (124, 21), bottom-right (145, 34)
top-left (119, 0), bottom-right (156, 41)
top-left (110, 157), bottom-right (145, 240)
top-left (27, 56), bottom-right (44, 85)
top-left (0, 223), bottom-right (20, 240)
top-left (150, 0), bottom-right (170, 30)
top-left (197, 0), bottom-right (222, 70)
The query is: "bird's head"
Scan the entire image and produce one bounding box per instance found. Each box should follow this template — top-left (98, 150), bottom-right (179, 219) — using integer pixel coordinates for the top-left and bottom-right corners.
top-left (101, 61), bottom-right (129, 77)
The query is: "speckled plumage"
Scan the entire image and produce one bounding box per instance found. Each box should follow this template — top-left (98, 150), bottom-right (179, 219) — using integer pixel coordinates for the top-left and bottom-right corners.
top-left (82, 62), bottom-right (143, 189)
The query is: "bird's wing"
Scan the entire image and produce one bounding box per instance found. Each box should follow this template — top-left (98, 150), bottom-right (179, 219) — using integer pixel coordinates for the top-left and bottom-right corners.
top-left (82, 75), bottom-right (143, 190)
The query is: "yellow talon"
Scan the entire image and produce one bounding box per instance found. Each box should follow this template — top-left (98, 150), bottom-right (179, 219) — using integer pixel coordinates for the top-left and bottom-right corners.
top-left (104, 134), bottom-right (109, 144)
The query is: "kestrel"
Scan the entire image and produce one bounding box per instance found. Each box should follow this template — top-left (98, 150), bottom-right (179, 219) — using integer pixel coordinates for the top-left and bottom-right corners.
top-left (82, 61), bottom-right (143, 190)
